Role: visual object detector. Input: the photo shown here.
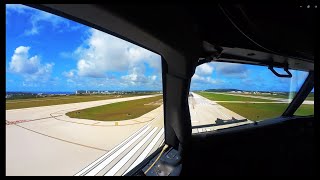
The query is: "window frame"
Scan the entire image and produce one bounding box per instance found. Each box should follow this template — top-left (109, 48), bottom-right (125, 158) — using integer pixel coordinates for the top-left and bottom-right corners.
top-left (282, 71), bottom-right (314, 116)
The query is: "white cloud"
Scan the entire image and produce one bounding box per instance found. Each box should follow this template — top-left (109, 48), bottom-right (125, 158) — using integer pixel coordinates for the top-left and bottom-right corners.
top-left (74, 28), bottom-right (161, 78)
top-left (190, 74), bottom-right (224, 90)
top-left (9, 46), bottom-right (54, 82)
top-left (64, 74), bottom-right (161, 91)
top-left (194, 62), bottom-right (249, 85)
top-left (6, 4), bottom-right (34, 14)
top-left (6, 4), bottom-right (83, 35)
top-left (63, 70), bottom-right (76, 78)
top-left (195, 63), bottom-right (214, 76)
top-left (193, 63), bottom-right (219, 87)
top-left (63, 65), bottom-right (161, 90)
top-left (192, 74), bottom-right (221, 84)
top-left (25, 10), bottom-right (70, 35)
top-left (120, 66), bottom-right (160, 88)
top-left (151, 75), bottom-right (157, 81)
top-left (59, 28), bottom-right (162, 90)
top-left (214, 62), bottom-right (248, 78)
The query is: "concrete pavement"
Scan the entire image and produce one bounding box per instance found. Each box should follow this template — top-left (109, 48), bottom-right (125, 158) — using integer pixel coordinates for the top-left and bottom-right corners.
top-left (189, 93), bottom-right (253, 134)
top-left (6, 93), bottom-right (251, 176)
top-left (6, 95), bottom-right (163, 176)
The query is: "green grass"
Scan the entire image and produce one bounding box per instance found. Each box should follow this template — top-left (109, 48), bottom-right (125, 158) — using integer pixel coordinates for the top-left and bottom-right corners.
top-left (197, 92), bottom-right (275, 102)
top-left (219, 103), bottom-right (314, 121)
top-left (66, 95), bottom-right (163, 121)
top-left (294, 105), bottom-right (314, 116)
top-left (304, 94), bottom-right (314, 101)
top-left (238, 93), bottom-right (314, 101)
top-left (6, 94), bottom-right (155, 110)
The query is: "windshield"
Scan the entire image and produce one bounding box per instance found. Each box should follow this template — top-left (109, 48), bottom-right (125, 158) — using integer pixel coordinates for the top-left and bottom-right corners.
top-left (190, 62), bottom-right (314, 132)
top-left (6, 4), bottom-right (164, 176)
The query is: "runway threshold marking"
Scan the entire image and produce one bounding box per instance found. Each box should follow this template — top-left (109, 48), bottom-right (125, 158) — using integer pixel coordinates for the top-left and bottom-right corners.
top-left (74, 124), bottom-right (150, 176)
top-left (85, 126), bottom-right (151, 176)
top-left (124, 128), bottom-right (164, 175)
top-left (105, 127), bottom-right (158, 176)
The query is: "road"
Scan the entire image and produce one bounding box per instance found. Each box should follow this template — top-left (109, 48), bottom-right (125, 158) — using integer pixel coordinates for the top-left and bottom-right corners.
top-left (6, 93), bottom-right (250, 176)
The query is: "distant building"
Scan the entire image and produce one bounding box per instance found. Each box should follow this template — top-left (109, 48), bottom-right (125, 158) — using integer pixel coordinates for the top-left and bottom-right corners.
top-left (261, 92), bottom-right (271, 95)
top-left (76, 90), bottom-right (87, 94)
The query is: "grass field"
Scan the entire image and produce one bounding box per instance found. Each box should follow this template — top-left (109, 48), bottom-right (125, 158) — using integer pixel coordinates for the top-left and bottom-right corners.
top-left (233, 93), bottom-right (315, 101)
top-left (197, 92), bottom-right (275, 102)
top-left (294, 105), bottom-right (315, 116)
top-left (66, 95), bottom-right (163, 121)
top-left (6, 94), bottom-right (155, 110)
top-left (219, 102), bottom-right (314, 121)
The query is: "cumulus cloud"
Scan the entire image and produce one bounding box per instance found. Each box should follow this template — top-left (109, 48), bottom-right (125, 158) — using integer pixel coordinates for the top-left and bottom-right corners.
top-left (120, 66), bottom-right (160, 87)
top-left (58, 28), bottom-right (163, 90)
top-left (194, 62), bottom-right (247, 81)
top-left (214, 62), bottom-right (248, 78)
top-left (25, 10), bottom-right (70, 35)
top-left (74, 29), bottom-right (161, 78)
top-left (64, 74), bottom-right (161, 91)
top-left (9, 46), bottom-right (54, 82)
top-left (190, 74), bottom-right (224, 90)
top-left (191, 62), bottom-right (248, 90)
top-left (63, 70), bottom-right (76, 78)
top-left (6, 4), bottom-right (83, 35)
top-left (6, 4), bottom-right (34, 14)
top-left (195, 63), bottom-right (214, 76)
top-left (192, 74), bottom-right (222, 84)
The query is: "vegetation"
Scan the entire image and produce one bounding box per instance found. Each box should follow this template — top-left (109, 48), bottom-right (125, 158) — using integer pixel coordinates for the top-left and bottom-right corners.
top-left (197, 92), bottom-right (275, 102)
top-left (66, 95), bottom-right (163, 121)
top-left (294, 105), bottom-right (314, 116)
top-left (6, 94), bottom-right (155, 110)
top-left (240, 92), bottom-right (314, 101)
top-left (218, 102), bottom-right (314, 121)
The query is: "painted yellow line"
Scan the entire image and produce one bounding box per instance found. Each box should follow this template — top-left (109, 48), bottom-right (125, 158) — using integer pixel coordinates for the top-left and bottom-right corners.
top-left (14, 124), bottom-right (108, 152)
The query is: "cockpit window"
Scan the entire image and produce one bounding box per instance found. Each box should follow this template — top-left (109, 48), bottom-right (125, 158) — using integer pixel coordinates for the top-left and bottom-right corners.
top-left (190, 62), bottom-right (314, 133)
top-left (6, 4), bottom-right (164, 176)
top-left (294, 88), bottom-right (314, 116)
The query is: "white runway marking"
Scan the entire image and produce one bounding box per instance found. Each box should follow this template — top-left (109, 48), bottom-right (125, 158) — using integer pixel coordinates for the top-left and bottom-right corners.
top-left (85, 126), bottom-right (151, 176)
top-left (123, 128), bottom-right (164, 175)
top-left (74, 125), bottom-right (149, 176)
top-left (104, 127), bottom-right (158, 176)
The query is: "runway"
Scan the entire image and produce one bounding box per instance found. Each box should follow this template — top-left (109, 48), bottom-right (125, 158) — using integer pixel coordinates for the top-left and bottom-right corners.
top-left (214, 92), bottom-right (314, 105)
top-left (6, 93), bottom-right (250, 176)
top-left (6, 94), bottom-right (163, 176)
top-left (189, 93), bottom-right (252, 133)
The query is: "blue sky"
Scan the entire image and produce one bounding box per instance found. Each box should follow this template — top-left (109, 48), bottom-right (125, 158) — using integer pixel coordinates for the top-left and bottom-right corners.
top-left (6, 4), bottom-right (310, 93)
